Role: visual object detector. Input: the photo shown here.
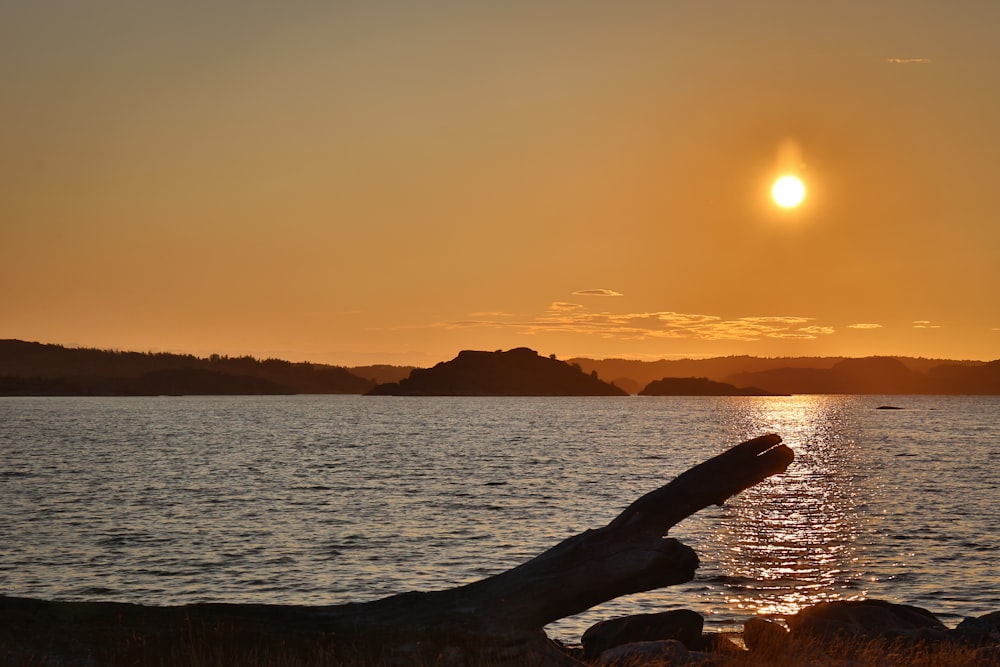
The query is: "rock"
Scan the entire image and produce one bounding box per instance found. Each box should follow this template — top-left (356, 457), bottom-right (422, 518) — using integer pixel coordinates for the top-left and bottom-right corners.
top-left (975, 610), bottom-right (1000, 633)
top-left (697, 633), bottom-right (745, 654)
top-left (598, 639), bottom-right (690, 666)
top-left (742, 617), bottom-right (789, 652)
top-left (953, 614), bottom-right (1000, 646)
top-left (582, 610), bottom-right (704, 658)
top-left (788, 599), bottom-right (946, 643)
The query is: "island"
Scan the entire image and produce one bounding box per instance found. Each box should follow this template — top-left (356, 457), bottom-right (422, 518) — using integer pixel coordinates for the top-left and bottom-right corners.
top-left (366, 347), bottom-right (628, 396)
top-left (639, 377), bottom-right (783, 396)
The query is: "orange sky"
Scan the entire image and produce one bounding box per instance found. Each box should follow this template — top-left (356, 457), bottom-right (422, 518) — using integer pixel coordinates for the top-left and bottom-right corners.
top-left (3, 3), bottom-right (999, 366)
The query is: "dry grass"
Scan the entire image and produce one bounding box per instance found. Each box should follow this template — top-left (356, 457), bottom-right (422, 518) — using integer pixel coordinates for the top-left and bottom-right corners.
top-left (8, 626), bottom-right (997, 666)
top-left (722, 634), bottom-right (996, 667)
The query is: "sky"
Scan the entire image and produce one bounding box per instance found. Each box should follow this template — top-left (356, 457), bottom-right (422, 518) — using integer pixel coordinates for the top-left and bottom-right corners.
top-left (3, 2), bottom-right (999, 367)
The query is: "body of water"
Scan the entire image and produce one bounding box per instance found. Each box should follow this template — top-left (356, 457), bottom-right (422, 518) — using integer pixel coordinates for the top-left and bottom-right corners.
top-left (1, 395), bottom-right (997, 641)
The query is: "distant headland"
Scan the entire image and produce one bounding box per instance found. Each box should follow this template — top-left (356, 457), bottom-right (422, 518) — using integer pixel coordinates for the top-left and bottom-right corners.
top-left (1, 340), bottom-right (998, 396)
top-left (366, 347), bottom-right (628, 396)
top-left (0, 339), bottom-right (398, 396)
top-left (638, 377), bottom-right (784, 397)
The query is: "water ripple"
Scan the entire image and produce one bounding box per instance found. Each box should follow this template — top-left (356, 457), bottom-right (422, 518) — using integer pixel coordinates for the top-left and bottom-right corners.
top-left (0, 395), bottom-right (997, 642)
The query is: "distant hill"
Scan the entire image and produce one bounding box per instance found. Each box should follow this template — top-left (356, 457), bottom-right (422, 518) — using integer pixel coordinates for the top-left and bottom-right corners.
top-left (727, 357), bottom-right (1000, 395)
top-left (347, 364), bottom-right (417, 385)
top-left (122, 369), bottom-right (292, 396)
top-left (573, 355), bottom-right (997, 395)
top-left (639, 377), bottom-right (783, 396)
top-left (5, 339), bottom-right (996, 396)
top-left (367, 348), bottom-right (628, 396)
top-left (0, 340), bottom-right (374, 395)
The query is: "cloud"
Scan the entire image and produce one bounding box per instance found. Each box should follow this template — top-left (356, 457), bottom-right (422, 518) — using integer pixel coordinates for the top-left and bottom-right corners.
top-left (887, 58), bottom-right (931, 64)
top-left (434, 308), bottom-right (837, 343)
top-left (913, 320), bottom-right (943, 329)
top-left (848, 323), bottom-right (883, 329)
top-left (797, 326), bottom-right (835, 335)
top-left (469, 311), bottom-right (515, 318)
top-left (571, 289), bottom-right (624, 297)
top-left (548, 302), bottom-right (583, 312)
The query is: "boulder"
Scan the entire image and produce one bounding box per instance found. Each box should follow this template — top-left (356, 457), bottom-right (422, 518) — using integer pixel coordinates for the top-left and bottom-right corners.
top-left (582, 610), bottom-right (704, 658)
top-left (742, 617), bottom-right (789, 653)
top-left (697, 633), bottom-right (744, 654)
top-left (952, 612), bottom-right (1000, 646)
top-left (975, 610), bottom-right (1000, 633)
top-left (597, 639), bottom-right (690, 666)
top-left (787, 599), bottom-right (946, 643)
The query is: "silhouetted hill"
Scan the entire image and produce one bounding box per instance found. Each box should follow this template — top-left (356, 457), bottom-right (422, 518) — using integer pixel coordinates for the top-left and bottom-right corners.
top-left (367, 348), bottom-right (628, 396)
top-left (573, 355), bottom-right (995, 395)
top-left (639, 377), bottom-right (783, 396)
top-left (925, 359), bottom-right (1000, 394)
top-left (727, 356), bottom-right (1000, 395)
top-left (570, 356), bottom-right (846, 389)
top-left (347, 364), bottom-right (417, 385)
top-left (123, 369), bottom-right (291, 396)
top-left (0, 340), bottom-right (374, 395)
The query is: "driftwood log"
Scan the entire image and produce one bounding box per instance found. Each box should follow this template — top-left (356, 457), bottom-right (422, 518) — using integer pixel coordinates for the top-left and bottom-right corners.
top-left (1, 434), bottom-right (793, 666)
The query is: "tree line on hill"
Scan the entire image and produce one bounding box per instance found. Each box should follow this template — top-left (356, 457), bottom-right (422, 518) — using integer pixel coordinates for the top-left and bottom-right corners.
top-left (0, 340), bottom-right (411, 396)
top-left (2, 340), bottom-right (997, 396)
top-left (573, 355), bottom-right (1000, 395)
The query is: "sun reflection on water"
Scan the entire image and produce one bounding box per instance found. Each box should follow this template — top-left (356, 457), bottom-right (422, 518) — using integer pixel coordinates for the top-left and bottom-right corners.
top-left (708, 396), bottom-right (870, 621)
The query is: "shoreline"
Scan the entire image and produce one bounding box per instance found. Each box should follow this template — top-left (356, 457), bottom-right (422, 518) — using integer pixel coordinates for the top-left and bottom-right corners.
top-left (2, 594), bottom-right (997, 666)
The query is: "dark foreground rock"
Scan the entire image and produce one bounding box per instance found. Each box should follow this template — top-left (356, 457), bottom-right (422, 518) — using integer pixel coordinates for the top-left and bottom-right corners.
top-left (577, 600), bottom-right (1000, 666)
top-left (787, 599), bottom-right (948, 643)
top-left (595, 639), bottom-right (691, 666)
top-left (751, 600), bottom-right (1000, 665)
top-left (581, 609), bottom-right (703, 659)
top-left (742, 616), bottom-right (789, 652)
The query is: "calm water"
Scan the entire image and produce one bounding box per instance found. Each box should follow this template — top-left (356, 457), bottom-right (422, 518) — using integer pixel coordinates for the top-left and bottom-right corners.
top-left (1, 395), bottom-right (997, 641)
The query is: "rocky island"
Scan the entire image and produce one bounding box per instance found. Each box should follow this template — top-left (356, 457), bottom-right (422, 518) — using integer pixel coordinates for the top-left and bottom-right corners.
top-left (639, 377), bottom-right (782, 396)
top-left (367, 347), bottom-right (628, 396)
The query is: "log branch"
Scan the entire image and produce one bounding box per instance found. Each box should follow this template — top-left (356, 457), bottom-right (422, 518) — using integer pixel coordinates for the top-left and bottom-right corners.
top-left (608, 433), bottom-right (793, 533)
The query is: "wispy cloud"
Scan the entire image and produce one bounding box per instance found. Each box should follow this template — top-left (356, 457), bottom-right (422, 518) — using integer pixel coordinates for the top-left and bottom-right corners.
top-left (469, 311), bottom-right (515, 318)
top-left (913, 320), bottom-right (943, 329)
top-left (799, 326), bottom-right (836, 335)
top-left (848, 323), bottom-right (883, 329)
top-left (434, 309), bottom-right (836, 342)
top-left (887, 57), bottom-right (931, 64)
top-left (571, 289), bottom-right (624, 297)
top-left (548, 302), bottom-right (583, 312)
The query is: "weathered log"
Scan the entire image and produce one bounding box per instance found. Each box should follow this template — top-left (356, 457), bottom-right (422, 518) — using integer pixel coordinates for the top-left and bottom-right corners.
top-left (0, 434), bottom-right (792, 666)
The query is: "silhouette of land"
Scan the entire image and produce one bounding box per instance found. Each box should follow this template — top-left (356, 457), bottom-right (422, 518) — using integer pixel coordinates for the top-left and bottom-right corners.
top-left (0, 340), bottom-right (380, 395)
top-left (574, 355), bottom-right (1000, 395)
top-left (639, 377), bottom-right (784, 396)
top-left (3, 340), bottom-right (998, 395)
top-left (367, 347), bottom-right (629, 396)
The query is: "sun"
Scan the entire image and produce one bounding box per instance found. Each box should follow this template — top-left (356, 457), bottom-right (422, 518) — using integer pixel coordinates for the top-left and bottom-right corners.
top-left (771, 175), bottom-right (806, 208)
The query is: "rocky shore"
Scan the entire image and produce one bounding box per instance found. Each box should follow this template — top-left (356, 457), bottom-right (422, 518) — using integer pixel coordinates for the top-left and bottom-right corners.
top-left (2, 595), bottom-right (998, 666)
top-left (569, 598), bottom-right (1000, 666)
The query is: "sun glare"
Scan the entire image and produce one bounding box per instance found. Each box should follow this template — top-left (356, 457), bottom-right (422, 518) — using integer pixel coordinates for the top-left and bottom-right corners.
top-left (772, 175), bottom-right (806, 208)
